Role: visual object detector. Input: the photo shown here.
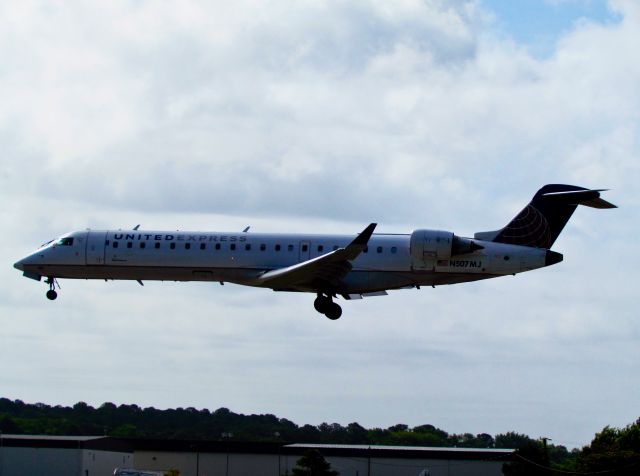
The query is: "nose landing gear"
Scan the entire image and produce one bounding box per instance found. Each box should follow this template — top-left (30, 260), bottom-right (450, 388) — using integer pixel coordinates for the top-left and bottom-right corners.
top-left (45, 277), bottom-right (59, 301)
top-left (314, 294), bottom-right (342, 320)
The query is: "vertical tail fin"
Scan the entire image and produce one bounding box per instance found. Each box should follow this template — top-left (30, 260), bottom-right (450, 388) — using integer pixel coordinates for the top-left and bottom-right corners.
top-left (474, 184), bottom-right (616, 248)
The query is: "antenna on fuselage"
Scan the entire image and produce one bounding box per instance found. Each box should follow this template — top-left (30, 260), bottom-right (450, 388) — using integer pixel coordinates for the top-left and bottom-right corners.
top-left (133, 224), bottom-right (140, 230)
top-left (242, 226), bottom-right (250, 232)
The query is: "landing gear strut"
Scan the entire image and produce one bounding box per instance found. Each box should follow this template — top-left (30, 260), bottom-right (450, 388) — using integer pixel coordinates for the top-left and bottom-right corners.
top-left (45, 277), bottom-right (58, 301)
top-left (314, 294), bottom-right (342, 320)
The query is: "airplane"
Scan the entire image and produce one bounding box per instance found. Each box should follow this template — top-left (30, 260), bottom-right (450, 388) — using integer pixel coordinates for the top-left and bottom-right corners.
top-left (13, 184), bottom-right (615, 320)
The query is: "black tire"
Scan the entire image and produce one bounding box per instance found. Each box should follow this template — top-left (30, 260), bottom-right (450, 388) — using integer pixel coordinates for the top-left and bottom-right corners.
top-left (314, 296), bottom-right (329, 314)
top-left (46, 290), bottom-right (58, 301)
top-left (325, 303), bottom-right (342, 320)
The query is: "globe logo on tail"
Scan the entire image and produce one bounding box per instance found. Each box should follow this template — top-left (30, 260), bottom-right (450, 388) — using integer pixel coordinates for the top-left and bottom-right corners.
top-left (494, 205), bottom-right (552, 249)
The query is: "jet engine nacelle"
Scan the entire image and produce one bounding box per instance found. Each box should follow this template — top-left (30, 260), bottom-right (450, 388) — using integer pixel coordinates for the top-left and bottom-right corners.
top-left (410, 229), bottom-right (454, 263)
top-left (410, 229), bottom-right (484, 270)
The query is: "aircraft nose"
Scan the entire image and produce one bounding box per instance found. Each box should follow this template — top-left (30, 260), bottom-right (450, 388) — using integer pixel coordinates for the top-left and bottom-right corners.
top-left (14, 258), bottom-right (25, 271)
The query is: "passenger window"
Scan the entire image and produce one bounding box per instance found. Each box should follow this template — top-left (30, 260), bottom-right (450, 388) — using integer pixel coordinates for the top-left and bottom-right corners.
top-left (245, 244), bottom-right (251, 251)
top-left (377, 246), bottom-right (383, 253)
top-left (140, 242), bottom-right (146, 249)
top-left (302, 244), bottom-right (308, 252)
top-left (113, 241), bottom-right (119, 249)
top-left (127, 242), bottom-right (133, 249)
top-left (185, 243), bottom-right (191, 250)
top-left (317, 245), bottom-right (324, 252)
top-left (200, 243), bottom-right (206, 250)
top-left (215, 243), bottom-right (221, 250)
top-left (260, 244), bottom-right (266, 251)
top-left (275, 244), bottom-right (281, 251)
top-left (230, 243), bottom-right (236, 251)
top-left (170, 243), bottom-right (176, 250)
top-left (155, 242), bottom-right (160, 249)
top-left (391, 246), bottom-right (397, 254)
top-left (287, 244), bottom-right (294, 252)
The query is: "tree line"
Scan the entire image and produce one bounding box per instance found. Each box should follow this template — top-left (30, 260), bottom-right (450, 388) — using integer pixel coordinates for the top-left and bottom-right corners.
top-left (0, 398), bottom-right (510, 447)
top-left (1, 398), bottom-right (637, 474)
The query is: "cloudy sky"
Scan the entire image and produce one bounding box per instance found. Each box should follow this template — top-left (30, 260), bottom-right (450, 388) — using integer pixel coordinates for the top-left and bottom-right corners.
top-left (1, 0), bottom-right (638, 449)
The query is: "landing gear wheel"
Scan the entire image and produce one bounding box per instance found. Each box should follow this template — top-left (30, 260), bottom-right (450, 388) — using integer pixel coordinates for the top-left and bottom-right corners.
top-left (313, 293), bottom-right (342, 319)
top-left (325, 302), bottom-right (342, 320)
top-left (45, 277), bottom-right (59, 301)
top-left (314, 296), bottom-right (331, 314)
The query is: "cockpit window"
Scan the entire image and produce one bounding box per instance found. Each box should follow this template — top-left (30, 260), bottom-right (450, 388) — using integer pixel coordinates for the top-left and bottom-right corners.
top-left (56, 237), bottom-right (74, 246)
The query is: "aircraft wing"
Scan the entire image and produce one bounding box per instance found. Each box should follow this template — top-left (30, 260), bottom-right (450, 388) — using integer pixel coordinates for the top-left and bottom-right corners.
top-left (256, 223), bottom-right (377, 291)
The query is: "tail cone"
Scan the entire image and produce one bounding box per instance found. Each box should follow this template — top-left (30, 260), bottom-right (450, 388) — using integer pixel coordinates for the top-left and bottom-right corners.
top-left (545, 250), bottom-right (563, 266)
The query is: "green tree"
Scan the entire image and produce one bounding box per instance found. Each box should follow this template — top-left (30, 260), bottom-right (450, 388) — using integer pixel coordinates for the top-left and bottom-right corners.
top-left (495, 432), bottom-right (535, 449)
top-left (577, 419), bottom-right (640, 475)
top-left (476, 433), bottom-right (495, 448)
top-left (112, 423), bottom-right (142, 437)
top-left (290, 449), bottom-right (338, 476)
top-left (0, 415), bottom-right (21, 433)
top-left (345, 422), bottom-right (368, 444)
top-left (413, 424), bottom-right (448, 440)
top-left (388, 424), bottom-right (409, 433)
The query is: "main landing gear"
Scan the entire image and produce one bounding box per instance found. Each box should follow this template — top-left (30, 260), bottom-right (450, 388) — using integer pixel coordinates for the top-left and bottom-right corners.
top-left (314, 294), bottom-right (342, 320)
top-left (45, 277), bottom-right (58, 301)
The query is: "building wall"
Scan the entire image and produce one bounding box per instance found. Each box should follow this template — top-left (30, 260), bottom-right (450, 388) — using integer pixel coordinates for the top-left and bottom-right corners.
top-left (82, 449), bottom-right (135, 476)
top-left (135, 451), bottom-right (282, 476)
top-left (1, 443), bottom-right (507, 476)
top-left (0, 447), bottom-right (81, 476)
top-left (134, 451), bottom-right (505, 476)
top-left (320, 456), bottom-right (504, 476)
top-left (135, 451), bottom-right (197, 475)
top-left (0, 446), bottom-right (132, 476)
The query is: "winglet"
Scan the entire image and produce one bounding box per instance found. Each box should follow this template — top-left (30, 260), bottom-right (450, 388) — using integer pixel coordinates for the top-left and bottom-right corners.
top-left (255, 223), bottom-right (378, 289)
top-left (343, 223), bottom-right (377, 260)
top-left (351, 223), bottom-right (377, 246)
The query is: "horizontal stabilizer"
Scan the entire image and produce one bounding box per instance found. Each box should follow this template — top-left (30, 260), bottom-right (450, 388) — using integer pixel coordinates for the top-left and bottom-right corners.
top-left (582, 197), bottom-right (616, 209)
top-left (541, 189), bottom-right (617, 208)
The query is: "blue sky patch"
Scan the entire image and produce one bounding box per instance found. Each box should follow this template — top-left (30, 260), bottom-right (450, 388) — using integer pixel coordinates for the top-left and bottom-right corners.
top-left (482, 0), bottom-right (622, 57)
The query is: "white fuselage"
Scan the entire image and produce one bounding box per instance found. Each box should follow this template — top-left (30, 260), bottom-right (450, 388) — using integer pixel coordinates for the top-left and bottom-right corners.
top-left (15, 183), bottom-right (611, 317)
top-left (15, 228), bottom-right (550, 297)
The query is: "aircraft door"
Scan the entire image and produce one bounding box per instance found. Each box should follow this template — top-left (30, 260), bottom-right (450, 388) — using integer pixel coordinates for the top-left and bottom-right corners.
top-left (86, 231), bottom-right (107, 265)
top-left (299, 241), bottom-right (311, 261)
